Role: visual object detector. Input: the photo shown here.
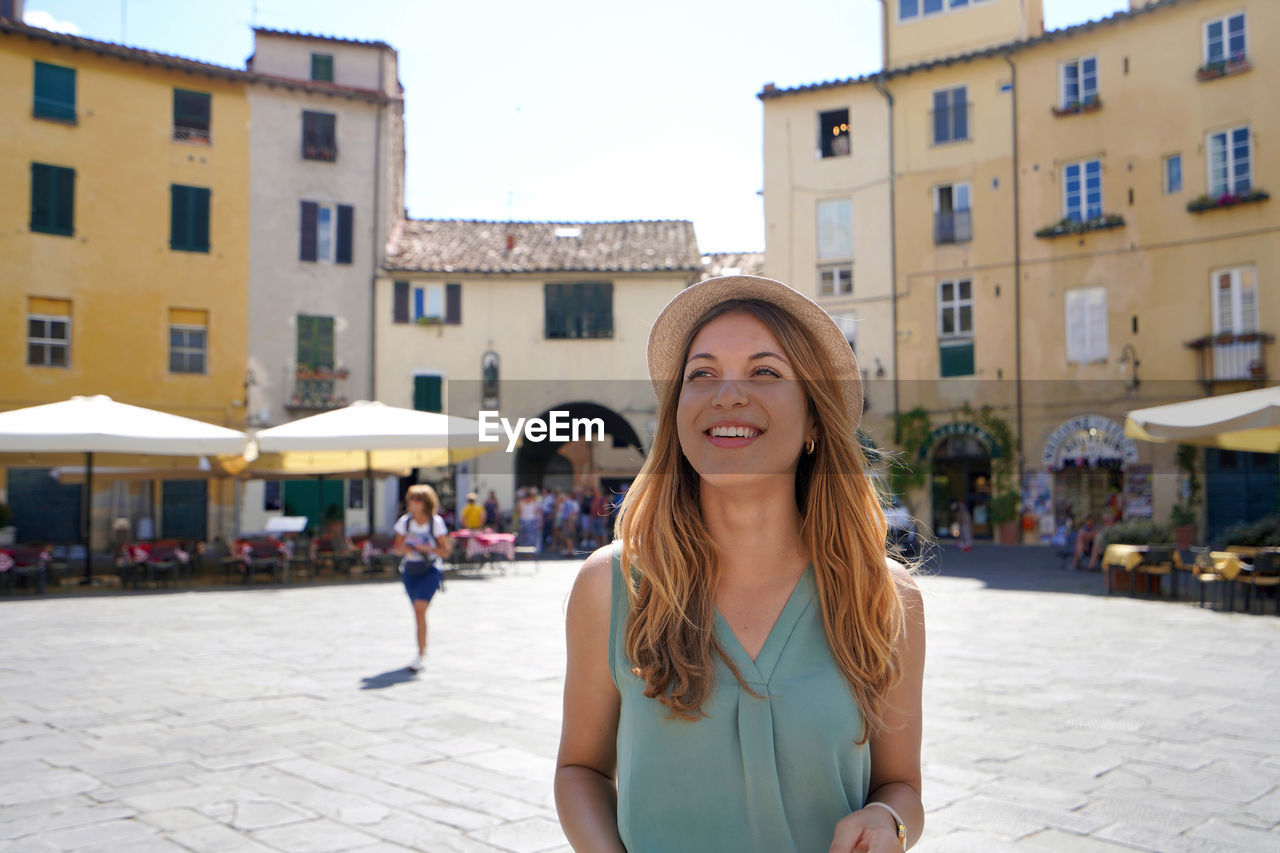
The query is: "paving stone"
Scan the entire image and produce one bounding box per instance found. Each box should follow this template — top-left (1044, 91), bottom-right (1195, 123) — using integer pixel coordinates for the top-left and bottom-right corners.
top-left (40, 816), bottom-right (160, 849)
top-left (468, 816), bottom-right (569, 853)
top-left (249, 816), bottom-right (381, 851)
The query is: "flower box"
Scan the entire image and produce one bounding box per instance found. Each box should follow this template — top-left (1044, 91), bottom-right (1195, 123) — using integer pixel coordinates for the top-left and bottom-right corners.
top-left (1196, 56), bottom-right (1251, 81)
top-left (1034, 214), bottom-right (1125, 239)
top-left (1186, 189), bottom-right (1269, 213)
top-left (1051, 97), bottom-right (1102, 117)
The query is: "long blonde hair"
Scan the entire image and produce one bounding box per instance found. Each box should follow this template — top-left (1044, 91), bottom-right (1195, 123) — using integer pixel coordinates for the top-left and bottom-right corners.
top-left (618, 299), bottom-right (906, 740)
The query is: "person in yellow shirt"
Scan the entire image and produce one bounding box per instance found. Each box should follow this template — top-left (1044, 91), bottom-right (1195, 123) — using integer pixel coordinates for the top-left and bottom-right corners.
top-left (461, 493), bottom-right (486, 530)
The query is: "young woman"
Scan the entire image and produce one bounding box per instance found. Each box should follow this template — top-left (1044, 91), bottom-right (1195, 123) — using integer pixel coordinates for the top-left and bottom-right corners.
top-left (555, 276), bottom-right (926, 852)
top-left (393, 484), bottom-right (451, 673)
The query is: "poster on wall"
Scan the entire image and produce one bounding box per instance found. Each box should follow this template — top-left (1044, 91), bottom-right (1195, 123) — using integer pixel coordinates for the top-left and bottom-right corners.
top-left (1124, 465), bottom-right (1153, 518)
top-left (1021, 470), bottom-right (1054, 539)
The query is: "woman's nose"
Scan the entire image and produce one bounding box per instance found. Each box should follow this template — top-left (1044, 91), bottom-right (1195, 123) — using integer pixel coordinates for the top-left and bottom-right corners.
top-left (711, 379), bottom-right (748, 409)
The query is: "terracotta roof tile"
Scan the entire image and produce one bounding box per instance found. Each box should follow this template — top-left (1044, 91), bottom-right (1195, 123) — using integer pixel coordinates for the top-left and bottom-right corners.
top-left (252, 26), bottom-right (394, 51)
top-left (385, 219), bottom-right (703, 274)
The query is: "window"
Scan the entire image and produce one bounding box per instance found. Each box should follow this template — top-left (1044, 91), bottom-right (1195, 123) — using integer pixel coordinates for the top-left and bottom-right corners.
top-left (819, 109), bottom-right (850, 158)
top-left (933, 182), bottom-right (971, 244)
top-left (296, 314), bottom-right (335, 406)
top-left (170, 184), bottom-right (210, 252)
top-left (302, 111), bottom-right (337, 161)
top-left (932, 86), bottom-right (968, 144)
top-left (299, 201), bottom-right (353, 263)
top-left (1063, 159), bottom-right (1102, 222)
top-left (817, 199), bottom-right (852, 260)
top-left (899, 0), bottom-right (989, 21)
top-left (1207, 126), bottom-right (1251, 197)
top-left (1212, 267), bottom-right (1258, 336)
top-left (27, 298), bottom-right (71, 367)
top-left (348, 479), bottom-right (364, 510)
top-left (938, 279), bottom-right (973, 377)
top-left (1065, 287), bottom-right (1108, 364)
top-left (545, 283), bottom-right (613, 339)
top-left (1204, 12), bottom-right (1246, 65)
top-left (173, 89), bottom-right (211, 143)
top-left (264, 481), bottom-right (281, 511)
top-left (33, 61), bottom-right (75, 122)
top-left (1060, 56), bottom-right (1098, 107)
top-left (1164, 154), bottom-right (1183, 194)
top-left (30, 163), bottom-right (74, 236)
top-left (819, 267), bottom-right (853, 297)
top-left (311, 53), bottom-right (334, 82)
top-left (169, 308), bottom-right (208, 374)
top-left (413, 374), bottom-right (443, 413)
top-left (410, 282), bottom-right (462, 325)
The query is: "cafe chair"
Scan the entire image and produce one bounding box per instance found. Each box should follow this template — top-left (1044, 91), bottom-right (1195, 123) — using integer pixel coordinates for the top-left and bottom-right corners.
top-left (1237, 551), bottom-right (1279, 615)
top-left (1101, 543), bottom-right (1143, 596)
top-left (1199, 551), bottom-right (1246, 611)
top-left (1137, 546), bottom-right (1179, 599)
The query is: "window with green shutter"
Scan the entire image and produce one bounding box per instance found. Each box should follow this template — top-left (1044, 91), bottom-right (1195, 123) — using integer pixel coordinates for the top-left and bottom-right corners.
top-left (311, 53), bottom-right (333, 82)
top-left (30, 163), bottom-right (75, 236)
top-left (302, 111), bottom-right (337, 161)
top-left (939, 340), bottom-right (975, 377)
top-left (173, 89), bottom-right (211, 143)
top-left (413, 375), bottom-right (443, 413)
top-left (170, 185), bottom-right (210, 252)
top-left (544, 282), bottom-right (613, 339)
top-left (296, 315), bottom-right (336, 408)
top-left (33, 61), bottom-right (76, 122)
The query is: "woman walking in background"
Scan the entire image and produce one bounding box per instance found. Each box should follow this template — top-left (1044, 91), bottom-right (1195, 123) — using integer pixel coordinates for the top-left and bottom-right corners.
top-left (393, 484), bottom-right (451, 673)
top-left (555, 275), bottom-right (926, 852)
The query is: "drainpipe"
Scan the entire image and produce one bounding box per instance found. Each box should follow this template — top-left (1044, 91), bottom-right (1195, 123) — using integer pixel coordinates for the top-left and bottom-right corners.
top-left (368, 52), bottom-right (386, 534)
top-left (875, 1), bottom-right (900, 431)
top-left (1002, 51), bottom-right (1025, 492)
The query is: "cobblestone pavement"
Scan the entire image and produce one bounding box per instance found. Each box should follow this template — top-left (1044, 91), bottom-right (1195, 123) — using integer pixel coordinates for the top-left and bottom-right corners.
top-left (2, 546), bottom-right (1278, 852)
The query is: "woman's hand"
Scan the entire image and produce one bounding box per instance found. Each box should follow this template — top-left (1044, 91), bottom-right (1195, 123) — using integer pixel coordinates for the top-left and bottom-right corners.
top-left (828, 805), bottom-right (903, 852)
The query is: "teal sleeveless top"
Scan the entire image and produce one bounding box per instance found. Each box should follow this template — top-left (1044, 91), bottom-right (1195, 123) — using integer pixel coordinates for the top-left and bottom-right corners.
top-left (609, 544), bottom-right (870, 853)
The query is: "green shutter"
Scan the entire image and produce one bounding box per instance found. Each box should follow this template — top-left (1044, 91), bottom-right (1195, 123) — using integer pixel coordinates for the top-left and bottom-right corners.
top-left (33, 61), bottom-right (76, 122)
top-left (939, 340), bottom-right (975, 377)
top-left (54, 167), bottom-right (74, 234)
top-left (193, 187), bottom-right (210, 251)
top-left (297, 315), bottom-right (317, 368)
top-left (297, 315), bottom-right (334, 369)
top-left (30, 163), bottom-right (74, 236)
top-left (311, 53), bottom-right (333, 82)
top-left (413, 375), bottom-right (442, 413)
top-left (170, 185), bottom-right (210, 252)
top-left (170, 185), bottom-right (186, 250)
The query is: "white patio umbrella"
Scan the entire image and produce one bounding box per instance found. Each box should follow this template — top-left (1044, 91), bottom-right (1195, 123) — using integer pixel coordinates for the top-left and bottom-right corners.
top-left (242, 401), bottom-right (498, 533)
top-left (0, 395), bottom-right (247, 580)
top-left (1124, 385), bottom-right (1280, 453)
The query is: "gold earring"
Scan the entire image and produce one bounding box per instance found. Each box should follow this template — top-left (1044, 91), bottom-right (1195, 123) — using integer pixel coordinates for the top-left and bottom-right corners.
top-left (805, 438), bottom-right (815, 455)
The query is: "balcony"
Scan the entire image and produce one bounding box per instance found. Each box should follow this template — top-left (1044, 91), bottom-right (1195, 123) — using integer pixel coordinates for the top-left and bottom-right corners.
top-left (1051, 95), bottom-right (1102, 118)
top-left (286, 366), bottom-right (349, 412)
top-left (1185, 331), bottom-right (1274, 388)
top-left (1034, 214), bottom-right (1125, 239)
top-left (1196, 55), bottom-right (1251, 82)
top-left (302, 132), bottom-right (337, 162)
top-left (934, 210), bottom-right (972, 245)
top-left (1187, 188), bottom-right (1269, 213)
top-left (173, 123), bottom-right (211, 145)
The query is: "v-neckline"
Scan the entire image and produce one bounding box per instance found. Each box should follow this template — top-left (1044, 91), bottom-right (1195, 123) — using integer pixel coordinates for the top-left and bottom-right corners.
top-left (714, 565), bottom-right (814, 685)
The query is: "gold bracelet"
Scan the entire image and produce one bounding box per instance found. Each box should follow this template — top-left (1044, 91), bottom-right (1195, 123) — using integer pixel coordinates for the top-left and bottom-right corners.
top-left (863, 801), bottom-right (906, 850)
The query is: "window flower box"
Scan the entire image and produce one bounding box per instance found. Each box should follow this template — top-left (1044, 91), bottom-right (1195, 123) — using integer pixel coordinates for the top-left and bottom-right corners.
top-left (1197, 55), bottom-right (1251, 81)
top-left (1051, 96), bottom-right (1102, 117)
top-left (1186, 189), bottom-right (1269, 212)
top-left (1034, 214), bottom-right (1125, 239)
top-left (294, 366), bottom-right (349, 381)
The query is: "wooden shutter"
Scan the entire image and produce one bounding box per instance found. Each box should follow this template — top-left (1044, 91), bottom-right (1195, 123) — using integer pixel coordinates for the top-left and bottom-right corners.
top-left (34, 61), bottom-right (75, 121)
top-left (192, 187), bottom-right (210, 251)
top-left (170, 185), bottom-right (187, 250)
top-left (1085, 288), bottom-right (1107, 362)
top-left (393, 281), bottom-right (410, 323)
top-left (1065, 289), bottom-right (1088, 363)
top-left (336, 204), bottom-right (353, 264)
top-left (297, 315), bottom-right (316, 367)
top-left (53, 167), bottom-right (74, 234)
top-left (413, 375), bottom-right (443, 413)
top-left (445, 283), bottom-right (461, 324)
top-left (299, 201), bottom-right (318, 261)
top-left (316, 316), bottom-right (335, 367)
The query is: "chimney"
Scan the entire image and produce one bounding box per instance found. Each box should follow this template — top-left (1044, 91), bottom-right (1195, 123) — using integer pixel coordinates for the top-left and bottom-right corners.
top-left (506, 233), bottom-right (515, 253)
top-left (2, 0), bottom-right (25, 22)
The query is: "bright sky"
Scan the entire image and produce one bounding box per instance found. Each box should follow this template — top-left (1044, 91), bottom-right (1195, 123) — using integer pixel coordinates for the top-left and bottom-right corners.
top-left (27, 0), bottom-right (1130, 252)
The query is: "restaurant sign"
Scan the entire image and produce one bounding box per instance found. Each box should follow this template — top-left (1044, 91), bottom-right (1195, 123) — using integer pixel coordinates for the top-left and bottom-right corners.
top-left (920, 422), bottom-right (1001, 459)
top-left (1041, 415), bottom-right (1138, 470)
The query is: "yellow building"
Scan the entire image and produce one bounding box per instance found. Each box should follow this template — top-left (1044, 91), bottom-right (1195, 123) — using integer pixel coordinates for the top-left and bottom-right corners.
top-left (0, 15), bottom-right (251, 548)
top-left (764, 0), bottom-right (1278, 542)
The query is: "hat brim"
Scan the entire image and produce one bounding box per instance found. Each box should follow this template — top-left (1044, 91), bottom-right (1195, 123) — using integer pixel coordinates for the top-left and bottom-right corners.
top-left (646, 275), bottom-right (863, 428)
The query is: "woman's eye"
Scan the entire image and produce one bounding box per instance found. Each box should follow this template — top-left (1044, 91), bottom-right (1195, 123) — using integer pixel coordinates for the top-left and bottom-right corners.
top-left (752, 366), bottom-right (781, 378)
top-left (685, 368), bottom-right (712, 381)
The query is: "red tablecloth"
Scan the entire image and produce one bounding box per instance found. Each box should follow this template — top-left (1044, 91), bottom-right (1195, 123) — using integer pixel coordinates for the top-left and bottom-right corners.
top-left (457, 531), bottom-right (516, 561)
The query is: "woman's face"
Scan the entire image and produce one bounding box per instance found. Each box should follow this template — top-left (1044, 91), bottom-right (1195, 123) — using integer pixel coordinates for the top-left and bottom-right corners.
top-left (676, 311), bottom-right (812, 489)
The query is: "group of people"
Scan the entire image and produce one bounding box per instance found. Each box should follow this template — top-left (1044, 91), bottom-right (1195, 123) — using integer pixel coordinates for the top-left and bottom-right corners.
top-left (391, 274), bottom-right (927, 851)
top-left (515, 486), bottom-right (619, 557)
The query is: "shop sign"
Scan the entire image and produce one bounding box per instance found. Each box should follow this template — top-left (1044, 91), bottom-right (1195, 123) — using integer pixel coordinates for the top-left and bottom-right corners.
top-left (920, 422), bottom-right (1001, 459)
top-left (1041, 415), bottom-right (1138, 470)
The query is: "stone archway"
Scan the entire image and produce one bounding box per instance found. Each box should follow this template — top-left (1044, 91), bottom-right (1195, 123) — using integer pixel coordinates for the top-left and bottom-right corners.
top-left (514, 401), bottom-right (645, 494)
top-left (929, 429), bottom-right (994, 540)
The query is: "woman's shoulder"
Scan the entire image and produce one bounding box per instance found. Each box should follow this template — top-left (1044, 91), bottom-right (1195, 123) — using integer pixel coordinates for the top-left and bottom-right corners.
top-left (566, 544), bottom-right (617, 633)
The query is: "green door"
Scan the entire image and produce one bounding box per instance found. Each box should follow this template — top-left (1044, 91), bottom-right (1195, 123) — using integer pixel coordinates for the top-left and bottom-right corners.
top-left (283, 479), bottom-right (345, 534)
top-left (413, 375), bottom-right (442, 413)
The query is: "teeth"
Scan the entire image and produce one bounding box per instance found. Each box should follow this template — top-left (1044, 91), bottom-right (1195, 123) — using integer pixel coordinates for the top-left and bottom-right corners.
top-left (710, 426), bottom-right (759, 438)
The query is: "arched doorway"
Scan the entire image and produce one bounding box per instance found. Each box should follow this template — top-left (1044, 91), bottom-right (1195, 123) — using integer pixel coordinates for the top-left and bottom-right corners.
top-left (931, 432), bottom-right (994, 539)
top-left (1041, 415), bottom-right (1139, 527)
top-left (514, 401), bottom-right (645, 495)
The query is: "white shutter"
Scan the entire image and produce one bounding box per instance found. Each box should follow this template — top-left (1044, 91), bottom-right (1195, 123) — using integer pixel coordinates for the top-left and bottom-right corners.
top-left (1086, 287), bottom-right (1108, 362)
top-left (1214, 271), bottom-right (1234, 333)
top-left (955, 182), bottom-right (971, 211)
top-left (1239, 268), bottom-right (1258, 332)
top-left (1065, 290), bottom-right (1088, 363)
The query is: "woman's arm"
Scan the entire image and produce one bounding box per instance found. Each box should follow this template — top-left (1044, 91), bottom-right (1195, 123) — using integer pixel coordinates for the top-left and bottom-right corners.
top-left (831, 564), bottom-right (926, 852)
top-left (555, 546), bottom-right (625, 852)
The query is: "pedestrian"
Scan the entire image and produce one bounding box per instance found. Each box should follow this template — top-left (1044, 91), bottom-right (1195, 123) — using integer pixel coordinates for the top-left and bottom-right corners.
top-left (555, 275), bottom-right (925, 852)
top-left (393, 484), bottom-right (451, 673)
top-left (517, 487), bottom-right (544, 552)
top-left (461, 492), bottom-right (486, 531)
top-left (950, 501), bottom-right (973, 551)
top-left (484, 489), bottom-right (501, 531)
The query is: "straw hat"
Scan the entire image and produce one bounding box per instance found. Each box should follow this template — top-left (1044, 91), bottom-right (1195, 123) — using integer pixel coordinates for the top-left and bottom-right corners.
top-left (646, 275), bottom-right (862, 428)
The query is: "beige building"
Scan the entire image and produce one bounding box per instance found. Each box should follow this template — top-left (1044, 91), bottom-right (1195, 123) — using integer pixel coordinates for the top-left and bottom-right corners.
top-left (374, 219), bottom-right (702, 517)
top-left (763, 0), bottom-right (1277, 541)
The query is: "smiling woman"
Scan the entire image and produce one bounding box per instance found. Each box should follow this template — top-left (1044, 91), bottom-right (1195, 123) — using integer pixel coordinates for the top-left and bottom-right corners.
top-left (555, 275), bottom-right (926, 853)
